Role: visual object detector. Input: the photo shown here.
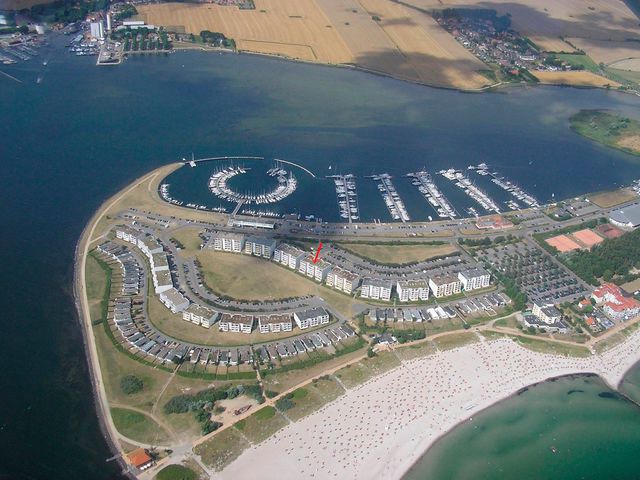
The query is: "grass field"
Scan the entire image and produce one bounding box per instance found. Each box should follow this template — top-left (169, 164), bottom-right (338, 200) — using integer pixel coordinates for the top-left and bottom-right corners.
top-left (110, 407), bottom-right (170, 444)
top-left (511, 335), bottom-right (591, 357)
top-left (85, 254), bottom-right (109, 323)
top-left (588, 188), bottom-right (638, 208)
top-left (338, 242), bottom-right (457, 265)
top-left (283, 376), bottom-right (345, 421)
top-left (171, 227), bottom-right (203, 251)
top-left (194, 427), bottom-right (250, 471)
top-left (570, 110), bottom-right (640, 157)
top-left (196, 250), bottom-right (317, 300)
top-left (395, 340), bottom-right (438, 361)
top-left (233, 405), bottom-right (289, 443)
top-left (433, 331), bottom-right (478, 350)
top-left (552, 53), bottom-right (600, 73)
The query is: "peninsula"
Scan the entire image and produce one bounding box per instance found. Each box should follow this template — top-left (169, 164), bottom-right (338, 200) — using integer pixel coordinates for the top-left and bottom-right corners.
top-left (75, 158), bottom-right (640, 479)
top-left (570, 110), bottom-right (640, 157)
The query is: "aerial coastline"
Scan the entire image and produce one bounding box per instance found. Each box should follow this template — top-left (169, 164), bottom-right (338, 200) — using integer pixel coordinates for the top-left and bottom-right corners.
top-left (74, 158), bottom-right (640, 478)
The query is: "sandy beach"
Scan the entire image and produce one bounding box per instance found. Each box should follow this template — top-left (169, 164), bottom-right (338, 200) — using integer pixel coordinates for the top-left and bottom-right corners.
top-left (219, 330), bottom-right (640, 480)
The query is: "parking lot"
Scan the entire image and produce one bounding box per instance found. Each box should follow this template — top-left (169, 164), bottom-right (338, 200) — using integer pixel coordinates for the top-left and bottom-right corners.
top-left (477, 240), bottom-right (588, 305)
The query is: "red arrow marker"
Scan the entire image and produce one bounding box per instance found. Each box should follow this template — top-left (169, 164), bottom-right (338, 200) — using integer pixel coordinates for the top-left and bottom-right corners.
top-left (312, 242), bottom-right (323, 264)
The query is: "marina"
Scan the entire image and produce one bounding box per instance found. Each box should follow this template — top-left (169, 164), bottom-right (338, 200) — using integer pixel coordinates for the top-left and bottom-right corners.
top-left (470, 163), bottom-right (540, 209)
top-left (368, 173), bottom-right (410, 222)
top-left (208, 162), bottom-right (297, 205)
top-left (328, 174), bottom-right (360, 223)
top-left (440, 168), bottom-right (501, 214)
top-left (407, 170), bottom-right (457, 220)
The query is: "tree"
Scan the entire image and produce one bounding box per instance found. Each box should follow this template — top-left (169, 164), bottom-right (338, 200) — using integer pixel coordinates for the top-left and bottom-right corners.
top-left (120, 375), bottom-right (143, 395)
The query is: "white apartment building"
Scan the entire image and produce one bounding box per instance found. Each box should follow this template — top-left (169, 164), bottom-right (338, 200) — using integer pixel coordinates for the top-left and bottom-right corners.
top-left (257, 314), bottom-right (293, 333)
top-left (428, 273), bottom-right (462, 298)
top-left (150, 252), bottom-right (169, 272)
top-left (219, 313), bottom-right (254, 334)
top-left (153, 269), bottom-right (174, 294)
top-left (273, 243), bottom-right (307, 270)
top-left (326, 267), bottom-right (361, 294)
top-left (182, 303), bottom-right (220, 328)
top-left (159, 288), bottom-right (190, 313)
top-left (298, 258), bottom-right (333, 282)
top-left (293, 307), bottom-right (330, 329)
top-left (137, 236), bottom-right (163, 257)
top-left (244, 236), bottom-right (277, 259)
top-left (360, 278), bottom-right (393, 301)
top-left (532, 302), bottom-right (562, 324)
top-left (213, 233), bottom-right (245, 253)
top-left (396, 279), bottom-right (430, 302)
top-left (458, 267), bottom-right (491, 291)
top-left (90, 21), bottom-right (104, 39)
top-left (115, 225), bottom-right (141, 245)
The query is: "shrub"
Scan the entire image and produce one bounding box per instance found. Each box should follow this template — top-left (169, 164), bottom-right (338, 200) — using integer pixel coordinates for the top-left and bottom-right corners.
top-left (120, 375), bottom-right (143, 395)
top-left (275, 397), bottom-right (295, 411)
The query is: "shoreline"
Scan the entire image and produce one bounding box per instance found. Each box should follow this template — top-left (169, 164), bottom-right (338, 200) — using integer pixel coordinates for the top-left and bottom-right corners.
top-left (73, 169), bottom-right (164, 478)
top-left (219, 330), bottom-right (640, 480)
top-left (400, 369), bottom-right (640, 480)
top-left (73, 163), bottom-right (640, 480)
top-left (170, 45), bottom-right (637, 96)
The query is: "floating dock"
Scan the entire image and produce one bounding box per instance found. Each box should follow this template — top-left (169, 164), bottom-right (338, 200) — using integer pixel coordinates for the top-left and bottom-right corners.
top-left (328, 174), bottom-right (360, 223)
top-left (440, 168), bottom-right (501, 214)
top-left (209, 164), bottom-right (297, 205)
top-left (368, 173), bottom-right (410, 222)
top-left (407, 171), bottom-right (457, 220)
top-left (470, 163), bottom-right (540, 209)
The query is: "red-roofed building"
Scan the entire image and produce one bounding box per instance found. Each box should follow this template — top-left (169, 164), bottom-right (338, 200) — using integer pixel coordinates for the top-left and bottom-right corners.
top-left (126, 448), bottom-right (153, 471)
top-left (591, 283), bottom-right (640, 321)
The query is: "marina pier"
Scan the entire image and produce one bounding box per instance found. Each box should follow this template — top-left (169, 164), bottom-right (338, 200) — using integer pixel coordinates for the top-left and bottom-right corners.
top-left (369, 173), bottom-right (410, 222)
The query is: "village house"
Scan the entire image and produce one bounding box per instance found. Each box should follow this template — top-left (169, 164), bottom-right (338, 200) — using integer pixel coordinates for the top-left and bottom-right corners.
top-left (592, 283), bottom-right (640, 321)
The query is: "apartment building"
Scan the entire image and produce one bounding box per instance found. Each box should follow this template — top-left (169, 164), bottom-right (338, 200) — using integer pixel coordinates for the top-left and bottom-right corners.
top-left (396, 279), bottom-right (429, 302)
top-left (326, 267), bottom-right (361, 294)
top-left (360, 278), bottom-right (393, 301)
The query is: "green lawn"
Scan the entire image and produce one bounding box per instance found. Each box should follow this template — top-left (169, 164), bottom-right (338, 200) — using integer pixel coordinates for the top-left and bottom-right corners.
top-left (194, 427), bottom-right (250, 471)
top-left (511, 335), bottom-right (591, 357)
top-left (283, 378), bottom-right (345, 421)
top-left (553, 53), bottom-right (600, 73)
top-left (233, 406), bottom-right (288, 443)
top-left (570, 110), bottom-right (640, 158)
top-left (111, 407), bottom-right (170, 444)
top-left (433, 332), bottom-right (479, 350)
top-left (155, 463), bottom-right (198, 480)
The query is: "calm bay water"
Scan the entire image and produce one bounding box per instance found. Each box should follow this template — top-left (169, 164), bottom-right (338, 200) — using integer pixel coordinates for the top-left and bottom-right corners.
top-left (2, 34), bottom-right (640, 479)
top-left (404, 374), bottom-right (640, 480)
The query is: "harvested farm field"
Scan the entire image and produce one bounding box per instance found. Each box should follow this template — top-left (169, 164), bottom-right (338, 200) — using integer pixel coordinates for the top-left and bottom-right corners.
top-left (137, 0), bottom-right (490, 89)
top-left (532, 71), bottom-right (620, 87)
top-left (136, 0), bottom-right (352, 63)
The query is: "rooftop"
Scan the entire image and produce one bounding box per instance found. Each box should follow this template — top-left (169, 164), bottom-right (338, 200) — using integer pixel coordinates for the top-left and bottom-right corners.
top-left (296, 307), bottom-right (328, 321)
top-left (362, 277), bottom-right (393, 289)
top-left (610, 204), bottom-right (640, 227)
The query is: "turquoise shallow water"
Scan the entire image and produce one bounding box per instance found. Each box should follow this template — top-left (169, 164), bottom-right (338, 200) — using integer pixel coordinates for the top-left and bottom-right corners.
top-left (2, 33), bottom-right (640, 479)
top-left (404, 374), bottom-right (640, 480)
